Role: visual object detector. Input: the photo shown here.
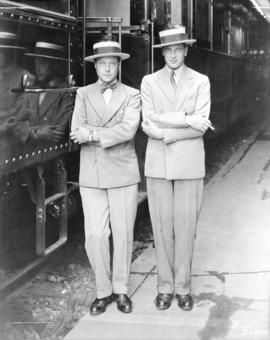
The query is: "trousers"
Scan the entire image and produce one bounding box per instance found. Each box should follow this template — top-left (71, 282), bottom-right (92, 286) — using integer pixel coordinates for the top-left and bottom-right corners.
top-left (147, 177), bottom-right (203, 295)
top-left (80, 184), bottom-right (138, 299)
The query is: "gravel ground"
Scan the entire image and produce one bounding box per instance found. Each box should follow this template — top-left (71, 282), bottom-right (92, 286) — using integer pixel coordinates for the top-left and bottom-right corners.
top-left (0, 107), bottom-right (268, 340)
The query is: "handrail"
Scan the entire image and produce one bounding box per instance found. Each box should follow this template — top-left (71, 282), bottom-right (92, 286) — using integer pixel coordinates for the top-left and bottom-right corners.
top-left (78, 16), bottom-right (122, 23)
top-left (12, 87), bottom-right (78, 93)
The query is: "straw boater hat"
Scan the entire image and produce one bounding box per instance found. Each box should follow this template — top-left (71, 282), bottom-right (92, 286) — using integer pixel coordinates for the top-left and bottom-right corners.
top-left (85, 41), bottom-right (130, 62)
top-left (26, 42), bottom-right (66, 61)
top-left (153, 26), bottom-right (196, 48)
top-left (0, 32), bottom-right (25, 50)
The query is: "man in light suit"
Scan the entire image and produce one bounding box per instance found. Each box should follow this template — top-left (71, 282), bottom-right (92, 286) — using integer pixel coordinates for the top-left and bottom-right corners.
top-left (70, 41), bottom-right (140, 315)
top-left (141, 26), bottom-right (211, 311)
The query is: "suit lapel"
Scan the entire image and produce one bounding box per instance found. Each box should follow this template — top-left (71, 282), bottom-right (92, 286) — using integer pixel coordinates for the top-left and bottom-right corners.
top-left (87, 81), bottom-right (106, 121)
top-left (155, 66), bottom-right (174, 104)
top-left (173, 66), bottom-right (195, 110)
top-left (100, 83), bottom-right (126, 126)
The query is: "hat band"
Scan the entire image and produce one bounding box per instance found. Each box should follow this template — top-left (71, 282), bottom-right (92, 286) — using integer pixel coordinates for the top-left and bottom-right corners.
top-left (34, 47), bottom-right (64, 59)
top-left (160, 33), bottom-right (189, 45)
top-left (93, 46), bottom-right (121, 56)
top-left (0, 37), bottom-right (18, 46)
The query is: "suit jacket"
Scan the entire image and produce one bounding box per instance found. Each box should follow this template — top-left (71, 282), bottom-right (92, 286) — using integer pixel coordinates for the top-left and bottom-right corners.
top-left (141, 65), bottom-right (211, 180)
top-left (13, 78), bottom-right (71, 145)
top-left (0, 66), bottom-right (31, 164)
top-left (71, 81), bottom-right (141, 189)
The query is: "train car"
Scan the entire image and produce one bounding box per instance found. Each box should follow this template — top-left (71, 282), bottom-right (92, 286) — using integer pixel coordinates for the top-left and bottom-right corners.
top-left (0, 0), bottom-right (80, 302)
top-left (0, 0), bottom-right (269, 303)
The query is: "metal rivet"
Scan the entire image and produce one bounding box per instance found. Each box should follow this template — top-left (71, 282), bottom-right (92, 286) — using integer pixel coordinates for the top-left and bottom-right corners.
top-left (5, 159), bottom-right (8, 164)
top-left (25, 154), bottom-right (29, 158)
top-left (44, 148), bottom-right (47, 152)
top-left (12, 158), bottom-right (16, 162)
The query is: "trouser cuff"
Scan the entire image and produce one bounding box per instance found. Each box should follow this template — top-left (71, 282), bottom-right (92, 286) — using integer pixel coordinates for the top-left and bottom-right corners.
top-left (96, 289), bottom-right (113, 299)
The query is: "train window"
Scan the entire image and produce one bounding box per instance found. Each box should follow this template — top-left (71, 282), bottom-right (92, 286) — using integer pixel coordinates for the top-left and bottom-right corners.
top-left (213, 1), bottom-right (227, 53)
top-left (229, 3), bottom-right (249, 58)
top-left (0, 6), bottom-right (77, 174)
top-left (193, 0), bottom-right (210, 49)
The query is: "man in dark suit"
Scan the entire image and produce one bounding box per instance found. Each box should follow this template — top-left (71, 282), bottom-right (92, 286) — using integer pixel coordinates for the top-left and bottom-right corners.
top-left (0, 31), bottom-right (29, 165)
top-left (70, 41), bottom-right (140, 315)
top-left (141, 26), bottom-right (211, 311)
top-left (13, 41), bottom-right (71, 204)
top-left (13, 41), bottom-right (70, 148)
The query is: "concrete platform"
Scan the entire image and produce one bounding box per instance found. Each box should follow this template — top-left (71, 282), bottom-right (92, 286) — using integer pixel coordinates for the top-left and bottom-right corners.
top-left (65, 127), bottom-right (270, 340)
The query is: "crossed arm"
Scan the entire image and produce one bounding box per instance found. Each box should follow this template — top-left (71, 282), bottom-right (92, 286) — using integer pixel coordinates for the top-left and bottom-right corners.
top-left (70, 89), bottom-right (140, 148)
top-left (141, 76), bottom-right (211, 143)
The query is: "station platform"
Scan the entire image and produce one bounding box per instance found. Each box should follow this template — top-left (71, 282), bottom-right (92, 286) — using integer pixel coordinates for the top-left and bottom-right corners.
top-left (65, 119), bottom-right (270, 340)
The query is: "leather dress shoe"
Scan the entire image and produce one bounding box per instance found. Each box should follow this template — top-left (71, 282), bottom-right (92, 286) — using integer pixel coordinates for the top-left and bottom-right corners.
top-left (176, 294), bottom-right (194, 311)
top-left (90, 294), bottom-right (114, 315)
top-left (155, 293), bottom-right (173, 310)
top-left (114, 294), bottom-right (132, 313)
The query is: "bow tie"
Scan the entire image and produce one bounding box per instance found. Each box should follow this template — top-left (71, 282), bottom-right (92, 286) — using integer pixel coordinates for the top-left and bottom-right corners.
top-left (100, 82), bottom-right (117, 94)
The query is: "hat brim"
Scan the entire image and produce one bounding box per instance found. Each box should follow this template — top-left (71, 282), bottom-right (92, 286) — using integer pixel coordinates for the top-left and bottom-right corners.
top-left (85, 52), bottom-right (130, 62)
top-left (25, 53), bottom-right (67, 61)
top-left (0, 46), bottom-right (25, 50)
top-left (153, 39), bottom-right (196, 48)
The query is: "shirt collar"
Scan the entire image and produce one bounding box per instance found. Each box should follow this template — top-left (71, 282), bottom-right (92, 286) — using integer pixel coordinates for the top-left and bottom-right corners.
top-left (98, 79), bottom-right (118, 86)
top-left (166, 64), bottom-right (184, 81)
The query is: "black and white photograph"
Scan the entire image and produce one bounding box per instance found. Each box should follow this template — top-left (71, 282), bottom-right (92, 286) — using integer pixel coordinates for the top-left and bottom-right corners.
top-left (0, 0), bottom-right (270, 339)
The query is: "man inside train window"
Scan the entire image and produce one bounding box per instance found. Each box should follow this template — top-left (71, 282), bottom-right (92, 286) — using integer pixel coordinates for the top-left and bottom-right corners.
top-left (0, 31), bottom-right (29, 164)
top-left (13, 41), bottom-right (70, 149)
top-left (70, 41), bottom-right (140, 316)
top-left (141, 26), bottom-right (211, 311)
top-left (12, 41), bottom-right (72, 205)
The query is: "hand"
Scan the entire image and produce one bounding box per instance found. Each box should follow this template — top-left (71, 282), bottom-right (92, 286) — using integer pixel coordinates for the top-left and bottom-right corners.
top-left (35, 126), bottom-right (65, 142)
top-left (70, 126), bottom-right (89, 144)
top-left (185, 115), bottom-right (211, 133)
top-left (142, 119), bottom-right (163, 139)
top-left (0, 117), bottom-right (15, 133)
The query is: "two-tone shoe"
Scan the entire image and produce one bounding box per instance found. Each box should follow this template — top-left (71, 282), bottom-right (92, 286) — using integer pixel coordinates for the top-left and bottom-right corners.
top-left (176, 294), bottom-right (194, 311)
top-left (90, 294), bottom-right (114, 316)
top-left (155, 293), bottom-right (173, 310)
top-left (114, 294), bottom-right (132, 313)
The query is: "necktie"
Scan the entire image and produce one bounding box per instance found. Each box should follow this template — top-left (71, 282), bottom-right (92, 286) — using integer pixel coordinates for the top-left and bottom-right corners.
top-left (170, 71), bottom-right (176, 90)
top-left (100, 82), bottom-right (117, 94)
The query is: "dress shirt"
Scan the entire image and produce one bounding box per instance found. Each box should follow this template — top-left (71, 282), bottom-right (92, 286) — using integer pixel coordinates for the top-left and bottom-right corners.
top-left (166, 65), bottom-right (184, 86)
top-left (99, 80), bottom-right (117, 106)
